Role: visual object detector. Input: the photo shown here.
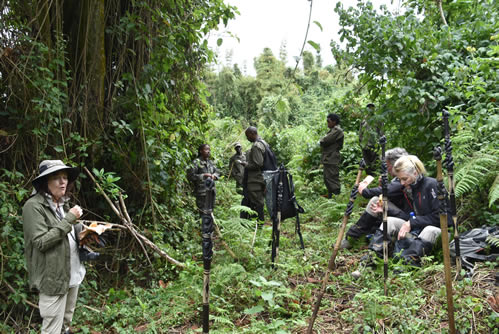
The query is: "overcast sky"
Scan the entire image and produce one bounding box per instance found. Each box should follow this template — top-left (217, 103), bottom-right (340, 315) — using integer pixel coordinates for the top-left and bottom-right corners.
top-left (207, 0), bottom-right (402, 76)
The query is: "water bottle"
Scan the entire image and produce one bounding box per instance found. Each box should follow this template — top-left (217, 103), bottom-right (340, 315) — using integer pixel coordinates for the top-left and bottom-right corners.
top-left (408, 212), bottom-right (416, 238)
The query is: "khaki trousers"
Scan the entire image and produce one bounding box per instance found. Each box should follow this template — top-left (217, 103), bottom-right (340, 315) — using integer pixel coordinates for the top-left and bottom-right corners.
top-left (366, 196), bottom-right (441, 244)
top-left (39, 286), bottom-right (79, 334)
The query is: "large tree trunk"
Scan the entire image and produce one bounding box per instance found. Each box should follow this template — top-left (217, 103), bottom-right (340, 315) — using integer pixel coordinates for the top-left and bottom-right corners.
top-left (64, 0), bottom-right (106, 140)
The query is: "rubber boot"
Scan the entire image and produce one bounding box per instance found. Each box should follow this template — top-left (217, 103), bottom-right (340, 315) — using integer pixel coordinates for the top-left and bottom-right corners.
top-left (398, 238), bottom-right (433, 267)
top-left (347, 212), bottom-right (381, 239)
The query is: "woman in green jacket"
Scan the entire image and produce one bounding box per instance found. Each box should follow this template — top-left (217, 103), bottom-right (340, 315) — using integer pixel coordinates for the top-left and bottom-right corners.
top-left (22, 160), bottom-right (84, 334)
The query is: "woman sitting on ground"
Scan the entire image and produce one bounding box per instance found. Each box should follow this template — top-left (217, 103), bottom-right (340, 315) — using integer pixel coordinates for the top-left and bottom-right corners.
top-left (367, 154), bottom-right (441, 264)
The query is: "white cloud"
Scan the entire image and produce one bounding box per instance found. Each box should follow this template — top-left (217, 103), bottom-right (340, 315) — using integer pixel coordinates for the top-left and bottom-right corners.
top-left (207, 0), bottom-right (402, 76)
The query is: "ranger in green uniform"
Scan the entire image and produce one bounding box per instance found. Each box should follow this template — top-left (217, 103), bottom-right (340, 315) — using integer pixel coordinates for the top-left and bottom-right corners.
top-left (320, 113), bottom-right (344, 197)
top-left (228, 142), bottom-right (247, 194)
top-left (187, 144), bottom-right (220, 213)
top-left (359, 103), bottom-right (382, 175)
top-left (243, 126), bottom-right (268, 221)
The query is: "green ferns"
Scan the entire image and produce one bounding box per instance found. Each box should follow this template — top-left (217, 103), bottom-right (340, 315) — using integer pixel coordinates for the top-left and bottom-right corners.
top-left (489, 175), bottom-right (499, 208)
top-left (455, 150), bottom-right (498, 203)
top-left (486, 233), bottom-right (499, 248)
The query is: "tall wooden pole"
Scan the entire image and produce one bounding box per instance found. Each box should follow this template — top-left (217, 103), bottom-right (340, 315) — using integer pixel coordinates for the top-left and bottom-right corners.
top-left (434, 146), bottom-right (456, 334)
top-left (307, 159), bottom-right (365, 334)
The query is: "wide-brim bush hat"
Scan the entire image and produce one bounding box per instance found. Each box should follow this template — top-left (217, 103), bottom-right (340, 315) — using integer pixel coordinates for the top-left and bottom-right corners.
top-left (234, 142), bottom-right (242, 148)
top-left (32, 160), bottom-right (79, 190)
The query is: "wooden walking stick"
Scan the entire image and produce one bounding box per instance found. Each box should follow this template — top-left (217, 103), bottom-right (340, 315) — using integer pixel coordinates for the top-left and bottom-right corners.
top-left (434, 146), bottom-right (456, 334)
top-left (307, 159), bottom-right (365, 334)
top-left (379, 135), bottom-right (389, 296)
top-left (443, 110), bottom-right (462, 278)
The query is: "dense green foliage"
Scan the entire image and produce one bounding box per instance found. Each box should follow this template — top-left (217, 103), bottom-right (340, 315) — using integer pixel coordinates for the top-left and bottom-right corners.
top-left (0, 0), bottom-right (236, 330)
top-left (332, 0), bottom-right (498, 213)
top-left (0, 0), bottom-right (497, 332)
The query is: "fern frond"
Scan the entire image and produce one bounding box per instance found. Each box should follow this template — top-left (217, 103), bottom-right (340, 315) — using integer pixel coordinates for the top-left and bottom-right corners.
top-left (455, 152), bottom-right (498, 197)
top-left (489, 175), bottom-right (499, 208)
top-left (486, 234), bottom-right (499, 248)
top-left (451, 130), bottom-right (474, 146)
top-left (451, 130), bottom-right (475, 161)
top-left (229, 205), bottom-right (256, 216)
top-left (211, 315), bottom-right (235, 326)
top-left (215, 217), bottom-right (254, 242)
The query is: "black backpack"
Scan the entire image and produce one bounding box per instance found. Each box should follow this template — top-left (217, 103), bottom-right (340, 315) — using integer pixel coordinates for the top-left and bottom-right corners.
top-left (269, 165), bottom-right (305, 264)
top-left (257, 139), bottom-right (278, 171)
top-left (271, 166), bottom-right (303, 221)
top-left (450, 226), bottom-right (499, 272)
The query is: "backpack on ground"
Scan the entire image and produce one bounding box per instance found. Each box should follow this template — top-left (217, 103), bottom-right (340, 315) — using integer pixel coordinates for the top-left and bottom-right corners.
top-left (269, 165), bottom-right (305, 265)
top-left (450, 226), bottom-right (499, 272)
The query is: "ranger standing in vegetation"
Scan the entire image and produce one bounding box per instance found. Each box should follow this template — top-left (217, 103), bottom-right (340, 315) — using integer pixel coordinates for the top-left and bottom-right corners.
top-left (243, 126), bottom-right (276, 222)
top-left (341, 147), bottom-right (409, 249)
top-left (22, 160), bottom-right (84, 334)
top-left (228, 142), bottom-right (246, 195)
top-left (320, 113), bottom-right (344, 197)
top-left (359, 103), bottom-right (382, 175)
top-left (187, 144), bottom-right (220, 213)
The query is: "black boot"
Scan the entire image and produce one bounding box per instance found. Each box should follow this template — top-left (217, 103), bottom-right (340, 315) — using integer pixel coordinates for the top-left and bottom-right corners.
top-left (396, 238), bottom-right (433, 267)
top-left (346, 212), bottom-right (380, 239)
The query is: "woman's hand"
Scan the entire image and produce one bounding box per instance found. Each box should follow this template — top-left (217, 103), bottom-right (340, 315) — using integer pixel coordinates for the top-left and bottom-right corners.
top-left (398, 221), bottom-right (411, 240)
top-left (69, 205), bottom-right (82, 219)
top-left (369, 199), bottom-right (383, 214)
top-left (358, 181), bottom-right (367, 195)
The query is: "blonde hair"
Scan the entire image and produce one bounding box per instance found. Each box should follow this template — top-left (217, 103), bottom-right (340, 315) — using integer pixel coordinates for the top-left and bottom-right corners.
top-left (393, 155), bottom-right (426, 176)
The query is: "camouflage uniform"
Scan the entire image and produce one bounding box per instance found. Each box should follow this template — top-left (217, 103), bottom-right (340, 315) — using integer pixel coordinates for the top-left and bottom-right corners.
top-left (229, 152), bottom-right (246, 194)
top-left (243, 139), bottom-right (267, 220)
top-left (359, 117), bottom-right (382, 175)
top-left (320, 125), bottom-right (344, 196)
top-left (187, 158), bottom-right (220, 212)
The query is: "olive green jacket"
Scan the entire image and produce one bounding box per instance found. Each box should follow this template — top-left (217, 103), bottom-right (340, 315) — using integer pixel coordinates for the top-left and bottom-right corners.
top-left (245, 139), bottom-right (266, 189)
top-left (22, 193), bottom-right (78, 295)
top-left (320, 125), bottom-right (344, 165)
top-left (229, 152), bottom-right (246, 186)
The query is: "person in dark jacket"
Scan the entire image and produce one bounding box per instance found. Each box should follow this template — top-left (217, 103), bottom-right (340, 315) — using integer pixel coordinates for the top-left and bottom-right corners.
top-left (22, 160), bottom-right (84, 334)
top-left (368, 155), bottom-right (441, 263)
top-left (187, 144), bottom-right (220, 213)
top-left (342, 147), bottom-right (409, 248)
top-left (320, 113), bottom-right (344, 197)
